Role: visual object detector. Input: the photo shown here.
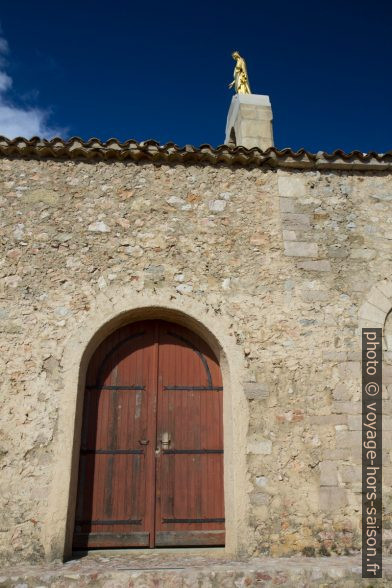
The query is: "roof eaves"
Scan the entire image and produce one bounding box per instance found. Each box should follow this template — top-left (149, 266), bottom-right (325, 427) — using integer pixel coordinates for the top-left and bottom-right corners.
top-left (0, 136), bottom-right (391, 171)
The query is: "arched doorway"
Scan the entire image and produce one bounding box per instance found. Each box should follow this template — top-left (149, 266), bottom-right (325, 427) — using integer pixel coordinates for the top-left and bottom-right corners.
top-left (72, 319), bottom-right (224, 549)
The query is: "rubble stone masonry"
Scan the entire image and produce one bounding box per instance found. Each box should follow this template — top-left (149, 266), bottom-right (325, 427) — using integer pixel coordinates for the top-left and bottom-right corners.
top-left (0, 154), bottom-right (392, 565)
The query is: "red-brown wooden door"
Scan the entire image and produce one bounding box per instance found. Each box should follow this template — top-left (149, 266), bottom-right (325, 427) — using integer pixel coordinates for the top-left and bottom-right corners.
top-left (73, 320), bottom-right (224, 549)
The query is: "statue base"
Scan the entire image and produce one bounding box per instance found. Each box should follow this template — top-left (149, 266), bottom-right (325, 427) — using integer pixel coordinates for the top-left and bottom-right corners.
top-left (225, 94), bottom-right (274, 150)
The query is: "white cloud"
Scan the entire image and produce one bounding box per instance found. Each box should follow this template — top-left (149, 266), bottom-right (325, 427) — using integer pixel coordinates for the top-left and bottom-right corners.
top-left (0, 71), bottom-right (11, 92)
top-left (0, 103), bottom-right (62, 138)
top-left (0, 35), bottom-right (64, 139)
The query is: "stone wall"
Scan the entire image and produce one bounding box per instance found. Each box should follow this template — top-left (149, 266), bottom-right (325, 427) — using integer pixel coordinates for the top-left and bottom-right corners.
top-left (0, 155), bottom-right (391, 564)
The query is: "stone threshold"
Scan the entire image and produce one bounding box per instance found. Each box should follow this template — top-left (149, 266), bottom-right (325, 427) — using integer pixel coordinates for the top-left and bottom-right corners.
top-left (74, 546), bottom-right (226, 556)
top-left (1, 553), bottom-right (391, 587)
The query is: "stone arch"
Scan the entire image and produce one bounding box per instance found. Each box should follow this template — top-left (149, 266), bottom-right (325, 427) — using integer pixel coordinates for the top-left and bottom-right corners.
top-left (359, 278), bottom-right (392, 360)
top-left (384, 310), bottom-right (392, 352)
top-left (43, 287), bottom-right (248, 561)
top-left (228, 127), bottom-right (237, 147)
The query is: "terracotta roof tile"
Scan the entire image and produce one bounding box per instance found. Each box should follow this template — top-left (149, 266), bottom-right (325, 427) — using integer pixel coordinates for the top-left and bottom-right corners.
top-left (0, 136), bottom-right (391, 171)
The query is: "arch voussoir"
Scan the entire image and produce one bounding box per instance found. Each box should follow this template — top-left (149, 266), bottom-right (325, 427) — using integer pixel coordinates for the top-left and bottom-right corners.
top-left (359, 280), bottom-right (392, 329)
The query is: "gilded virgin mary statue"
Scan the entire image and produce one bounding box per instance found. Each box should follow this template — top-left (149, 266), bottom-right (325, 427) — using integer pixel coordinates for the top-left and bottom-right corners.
top-left (228, 51), bottom-right (251, 94)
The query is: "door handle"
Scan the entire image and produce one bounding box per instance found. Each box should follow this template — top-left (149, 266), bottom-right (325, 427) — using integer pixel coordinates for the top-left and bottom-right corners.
top-left (139, 439), bottom-right (149, 445)
top-left (160, 432), bottom-right (171, 449)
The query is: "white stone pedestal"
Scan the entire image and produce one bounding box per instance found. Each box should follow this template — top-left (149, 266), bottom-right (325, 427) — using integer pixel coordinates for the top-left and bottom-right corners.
top-left (225, 94), bottom-right (274, 150)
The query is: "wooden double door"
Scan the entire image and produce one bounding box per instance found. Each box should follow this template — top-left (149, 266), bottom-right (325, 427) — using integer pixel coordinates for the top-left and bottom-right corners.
top-left (73, 320), bottom-right (224, 549)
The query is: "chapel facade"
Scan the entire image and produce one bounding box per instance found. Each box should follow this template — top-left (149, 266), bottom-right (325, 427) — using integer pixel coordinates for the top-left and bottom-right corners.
top-left (0, 95), bottom-right (391, 565)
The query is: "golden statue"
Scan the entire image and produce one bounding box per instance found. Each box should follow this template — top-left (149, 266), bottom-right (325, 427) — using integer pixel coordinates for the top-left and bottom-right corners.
top-left (228, 51), bottom-right (251, 94)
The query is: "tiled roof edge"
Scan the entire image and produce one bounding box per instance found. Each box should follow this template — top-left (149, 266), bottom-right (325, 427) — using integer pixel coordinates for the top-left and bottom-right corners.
top-left (0, 136), bottom-right (391, 171)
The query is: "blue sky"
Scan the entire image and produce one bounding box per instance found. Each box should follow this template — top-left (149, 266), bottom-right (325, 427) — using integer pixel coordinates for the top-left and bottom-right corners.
top-left (0, 1), bottom-right (391, 152)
